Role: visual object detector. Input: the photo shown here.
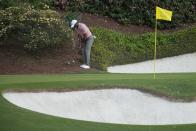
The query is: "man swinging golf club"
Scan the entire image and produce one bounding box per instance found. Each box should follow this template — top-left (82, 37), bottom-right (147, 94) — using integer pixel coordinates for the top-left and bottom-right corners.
top-left (70, 20), bottom-right (94, 69)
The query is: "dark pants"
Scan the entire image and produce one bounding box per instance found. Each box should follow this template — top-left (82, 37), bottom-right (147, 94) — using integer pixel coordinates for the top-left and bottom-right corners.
top-left (82, 36), bottom-right (94, 65)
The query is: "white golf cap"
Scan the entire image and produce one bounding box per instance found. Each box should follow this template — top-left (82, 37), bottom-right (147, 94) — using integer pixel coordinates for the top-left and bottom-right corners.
top-left (70, 20), bottom-right (78, 28)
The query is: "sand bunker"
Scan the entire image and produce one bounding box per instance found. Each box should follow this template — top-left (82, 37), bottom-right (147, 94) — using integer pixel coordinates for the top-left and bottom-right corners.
top-left (107, 52), bottom-right (196, 73)
top-left (3, 89), bottom-right (196, 125)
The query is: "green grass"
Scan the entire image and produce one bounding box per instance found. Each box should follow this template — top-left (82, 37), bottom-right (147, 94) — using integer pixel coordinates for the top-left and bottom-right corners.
top-left (0, 73), bottom-right (196, 131)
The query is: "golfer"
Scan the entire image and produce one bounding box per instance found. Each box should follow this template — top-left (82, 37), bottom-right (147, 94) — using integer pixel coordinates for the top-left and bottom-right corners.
top-left (70, 20), bottom-right (94, 69)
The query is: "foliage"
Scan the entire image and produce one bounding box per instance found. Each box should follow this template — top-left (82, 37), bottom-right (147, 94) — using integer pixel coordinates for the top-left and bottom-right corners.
top-left (67, 0), bottom-right (196, 29)
top-left (0, 0), bottom-right (54, 9)
top-left (64, 11), bottom-right (82, 26)
top-left (0, 6), bottom-right (70, 52)
top-left (0, 0), bottom-right (15, 9)
top-left (91, 26), bottom-right (196, 70)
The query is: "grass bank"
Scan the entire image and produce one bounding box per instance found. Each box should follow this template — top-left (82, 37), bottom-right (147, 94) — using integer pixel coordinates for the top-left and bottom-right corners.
top-left (91, 26), bottom-right (196, 70)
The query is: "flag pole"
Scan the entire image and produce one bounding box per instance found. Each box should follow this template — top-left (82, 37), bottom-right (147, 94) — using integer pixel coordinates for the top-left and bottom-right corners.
top-left (154, 18), bottom-right (158, 79)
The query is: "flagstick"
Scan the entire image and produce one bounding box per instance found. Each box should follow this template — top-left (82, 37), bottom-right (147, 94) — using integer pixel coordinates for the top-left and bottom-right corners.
top-left (154, 19), bottom-right (158, 79)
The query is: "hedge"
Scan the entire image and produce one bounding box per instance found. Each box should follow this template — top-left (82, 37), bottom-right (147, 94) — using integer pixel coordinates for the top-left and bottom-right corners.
top-left (91, 26), bottom-right (196, 70)
top-left (2, 1), bottom-right (195, 29)
top-left (67, 0), bottom-right (196, 29)
top-left (0, 0), bottom-right (54, 10)
top-left (0, 6), bottom-right (70, 52)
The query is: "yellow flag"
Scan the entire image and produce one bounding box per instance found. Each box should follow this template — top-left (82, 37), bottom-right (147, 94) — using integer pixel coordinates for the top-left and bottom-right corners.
top-left (156, 6), bottom-right (172, 21)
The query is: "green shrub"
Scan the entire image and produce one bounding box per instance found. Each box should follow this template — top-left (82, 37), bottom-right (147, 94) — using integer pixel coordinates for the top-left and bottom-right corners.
top-left (91, 26), bottom-right (196, 70)
top-left (24, 0), bottom-right (54, 9)
top-left (67, 0), bottom-right (196, 29)
top-left (0, 6), bottom-right (70, 52)
top-left (0, 0), bottom-right (15, 9)
top-left (0, 0), bottom-right (53, 9)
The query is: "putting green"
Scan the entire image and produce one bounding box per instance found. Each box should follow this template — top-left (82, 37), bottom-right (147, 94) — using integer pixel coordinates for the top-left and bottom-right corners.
top-left (0, 73), bottom-right (196, 131)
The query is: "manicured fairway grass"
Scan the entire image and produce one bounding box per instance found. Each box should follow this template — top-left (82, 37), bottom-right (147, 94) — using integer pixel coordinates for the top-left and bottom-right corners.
top-left (0, 73), bottom-right (196, 131)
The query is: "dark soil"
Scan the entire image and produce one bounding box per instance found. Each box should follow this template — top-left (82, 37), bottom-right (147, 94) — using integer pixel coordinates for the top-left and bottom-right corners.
top-left (81, 13), bottom-right (153, 34)
top-left (0, 44), bottom-right (81, 74)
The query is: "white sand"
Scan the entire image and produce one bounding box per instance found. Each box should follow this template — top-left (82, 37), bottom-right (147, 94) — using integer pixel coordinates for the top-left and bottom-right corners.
top-left (107, 53), bottom-right (196, 73)
top-left (3, 89), bottom-right (196, 125)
